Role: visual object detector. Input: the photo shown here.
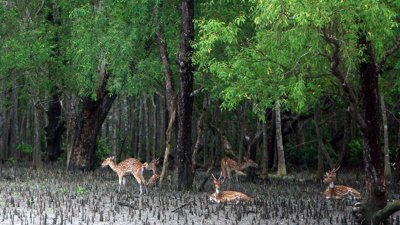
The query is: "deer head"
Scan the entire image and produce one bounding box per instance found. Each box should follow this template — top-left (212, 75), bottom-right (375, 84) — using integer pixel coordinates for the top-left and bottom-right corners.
top-left (211, 172), bottom-right (224, 192)
top-left (101, 156), bottom-right (115, 167)
top-left (323, 166), bottom-right (340, 184)
top-left (145, 158), bottom-right (160, 173)
top-left (243, 157), bottom-right (258, 168)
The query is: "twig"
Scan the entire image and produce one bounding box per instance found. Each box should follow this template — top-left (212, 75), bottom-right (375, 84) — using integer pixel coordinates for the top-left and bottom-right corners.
top-left (118, 201), bottom-right (137, 209)
top-left (171, 200), bottom-right (194, 213)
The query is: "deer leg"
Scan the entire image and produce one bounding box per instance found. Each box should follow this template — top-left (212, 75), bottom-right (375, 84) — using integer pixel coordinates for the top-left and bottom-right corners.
top-left (118, 176), bottom-right (123, 192)
top-left (221, 165), bottom-right (226, 179)
top-left (227, 168), bottom-right (232, 180)
top-left (140, 173), bottom-right (148, 195)
top-left (133, 173), bottom-right (144, 195)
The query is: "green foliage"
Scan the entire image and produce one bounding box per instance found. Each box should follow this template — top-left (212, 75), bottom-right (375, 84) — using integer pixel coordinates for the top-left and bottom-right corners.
top-left (96, 138), bottom-right (111, 160)
top-left (66, 0), bottom-right (164, 98)
top-left (348, 139), bottom-right (363, 166)
top-left (17, 143), bottom-right (33, 154)
top-left (75, 185), bottom-right (89, 194)
top-left (193, 0), bottom-right (399, 120)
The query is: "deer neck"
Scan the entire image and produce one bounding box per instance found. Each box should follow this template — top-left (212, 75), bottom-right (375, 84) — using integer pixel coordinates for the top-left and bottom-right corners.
top-left (328, 182), bottom-right (335, 189)
top-left (215, 187), bottom-right (221, 194)
top-left (238, 162), bottom-right (250, 170)
top-left (108, 162), bottom-right (118, 172)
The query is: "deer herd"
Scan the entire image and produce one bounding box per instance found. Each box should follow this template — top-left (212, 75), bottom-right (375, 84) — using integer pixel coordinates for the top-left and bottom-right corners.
top-left (102, 155), bottom-right (362, 204)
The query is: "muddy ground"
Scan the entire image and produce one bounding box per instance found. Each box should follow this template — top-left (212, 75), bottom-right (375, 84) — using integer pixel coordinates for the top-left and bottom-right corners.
top-left (0, 164), bottom-right (399, 225)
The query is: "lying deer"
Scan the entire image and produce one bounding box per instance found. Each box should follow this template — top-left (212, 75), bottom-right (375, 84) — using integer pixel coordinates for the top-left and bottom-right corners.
top-left (323, 167), bottom-right (361, 200)
top-left (147, 173), bottom-right (160, 186)
top-left (221, 157), bottom-right (258, 181)
top-left (101, 156), bottom-right (147, 194)
top-left (209, 173), bottom-right (252, 204)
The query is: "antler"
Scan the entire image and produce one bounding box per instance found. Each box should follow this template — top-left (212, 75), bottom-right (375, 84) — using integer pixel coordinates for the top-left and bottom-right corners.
top-left (326, 165), bottom-right (341, 174)
top-left (151, 158), bottom-right (160, 165)
top-left (330, 166), bottom-right (340, 174)
top-left (211, 173), bottom-right (216, 180)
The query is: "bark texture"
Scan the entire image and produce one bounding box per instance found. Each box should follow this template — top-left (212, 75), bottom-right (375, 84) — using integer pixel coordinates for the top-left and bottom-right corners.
top-left (175, 0), bottom-right (195, 190)
top-left (275, 102), bottom-right (287, 176)
top-left (45, 89), bottom-right (66, 162)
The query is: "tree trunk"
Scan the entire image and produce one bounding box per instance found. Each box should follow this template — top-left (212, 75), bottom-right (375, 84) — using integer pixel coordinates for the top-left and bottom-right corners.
top-left (192, 93), bottom-right (208, 171)
top-left (151, 95), bottom-right (157, 159)
top-left (158, 96), bottom-right (165, 157)
top-left (137, 98), bottom-right (144, 160)
top-left (323, 30), bottom-right (387, 224)
top-left (32, 101), bottom-right (42, 169)
top-left (45, 88), bottom-right (66, 162)
top-left (175, 0), bottom-right (195, 190)
top-left (395, 123), bottom-right (400, 182)
top-left (314, 109), bottom-right (334, 176)
top-left (9, 75), bottom-right (19, 160)
top-left (155, 9), bottom-right (178, 184)
top-left (261, 111), bottom-right (269, 180)
top-left (380, 94), bottom-right (391, 178)
top-left (246, 123), bottom-right (261, 181)
top-left (337, 109), bottom-right (350, 166)
top-left (238, 104), bottom-right (247, 161)
top-left (359, 35), bottom-right (386, 225)
top-left (111, 105), bottom-right (117, 157)
top-left (144, 96), bottom-right (150, 162)
top-left (160, 107), bottom-right (176, 184)
top-left (133, 100), bottom-right (139, 157)
top-left (66, 95), bottom-right (78, 170)
top-left (72, 63), bottom-right (116, 171)
top-left (275, 101), bottom-right (287, 176)
top-left (0, 80), bottom-right (7, 161)
top-left (296, 121), bottom-right (305, 152)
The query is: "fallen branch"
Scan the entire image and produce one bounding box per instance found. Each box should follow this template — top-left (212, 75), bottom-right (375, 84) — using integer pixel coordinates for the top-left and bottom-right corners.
top-left (171, 200), bottom-right (194, 213)
top-left (117, 201), bottom-right (137, 209)
top-left (372, 200), bottom-right (400, 225)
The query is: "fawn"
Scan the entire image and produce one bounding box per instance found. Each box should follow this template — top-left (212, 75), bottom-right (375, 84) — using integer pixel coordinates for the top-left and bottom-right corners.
top-left (145, 158), bottom-right (160, 186)
top-left (209, 173), bottom-right (252, 204)
top-left (101, 156), bottom-right (148, 194)
top-left (323, 167), bottom-right (361, 200)
top-left (221, 157), bottom-right (258, 181)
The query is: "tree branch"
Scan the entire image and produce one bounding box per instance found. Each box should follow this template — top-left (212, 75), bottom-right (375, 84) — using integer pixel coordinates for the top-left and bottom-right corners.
top-left (321, 28), bottom-right (367, 131)
top-left (379, 36), bottom-right (400, 69)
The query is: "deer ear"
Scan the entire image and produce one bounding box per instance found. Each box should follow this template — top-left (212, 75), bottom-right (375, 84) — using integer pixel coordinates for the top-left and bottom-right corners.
top-left (110, 156), bottom-right (115, 160)
top-left (220, 178), bottom-right (225, 184)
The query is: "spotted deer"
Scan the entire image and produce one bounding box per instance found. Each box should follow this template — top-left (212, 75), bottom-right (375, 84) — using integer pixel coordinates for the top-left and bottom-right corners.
top-left (145, 158), bottom-right (160, 186)
top-left (101, 156), bottom-right (148, 194)
top-left (323, 167), bottom-right (361, 200)
top-left (209, 173), bottom-right (252, 204)
top-left (221, 157), bottom-right (258, 181)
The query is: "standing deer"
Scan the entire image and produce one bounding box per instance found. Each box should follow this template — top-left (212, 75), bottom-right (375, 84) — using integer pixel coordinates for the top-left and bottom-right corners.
top-left (323, 167), bottom-right (361, 200)
top-left (209, 173), bottom-right (252, 204)
top-left (101, 156), bottom-right (148, 194)
top-left (221, 156), bottom-right (258, 181)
